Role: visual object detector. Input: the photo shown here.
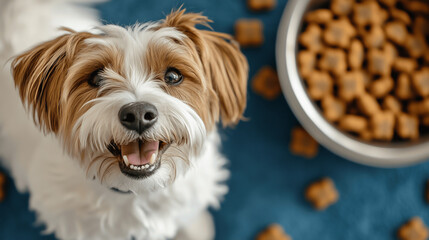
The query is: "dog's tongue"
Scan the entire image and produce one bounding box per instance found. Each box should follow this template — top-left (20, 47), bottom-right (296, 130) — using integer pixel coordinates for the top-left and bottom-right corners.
top-left (121, 141), bottom-right (159, 166)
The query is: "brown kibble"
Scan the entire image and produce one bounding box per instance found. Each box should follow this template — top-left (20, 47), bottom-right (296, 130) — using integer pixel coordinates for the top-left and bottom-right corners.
top-left (393, 58), bottom-right (417, 74)
top-left (290, 127), bottom-right (319, 158)
top-left (385, 21), bottom-right (408, 45)
top-left (0, 172), bottom-right (5, 202)
top-left (331, 0), bottom-right (354, 16)
top-left (398, 217), bottom-right (429, 240)
top-left (367, 49), bottom-right (391, 76)
top-left (379, 0), bottom-right (397, 7)
top-left (390, 9), bottom-right (411, 25)
top-left (338, 115), bottom-right (367, 133)
top-left (355, 70), bottom-right (371, 87)
top-left (321, 95), bottom-right (346, 122)
top-left (405, 35), bottom-right (427, 59)
top-left (256, 224), bottom-right (291, 240)
top-left (338, 71), bottom-right (365, 101)
top-left (369, 77), bottom-right (394, 99)
top-left (383, 95), bottom-right (402, 115)
top-left (357, 93), bottom-right (381, 116)
top-left (425, 50), bottom-right (429, 64)
top-left (349, 39), bottom-right (364, 69)
top-left (412, 68), bottom-right (429, 97)
top-left (360, 129), bottom-right (373, 141)
top-left (247, 0), bottom-right (276, 11)
top-left (403, 1), bottom-right (429, 15)
top-left (299, 24), bottom-right (323, 53)
top-left (383, 43), bottom-right (398, 63)
top-left (305, 9), bottom-right (333, 24)
top-left (408, 99), bottom-right (429, 115)
top-left (371, 111), bottom-right (395, 141)
top-left (422, 116), bottom-right (429, 126)
top-left (396, 74), bottom-right (414, 100)
top-left (298, 50), bottom-right (316, 78)
top-left (319, 48), bottom-right (347, 75)
top-left (234, 19), bottom-right (264, 47)
top-left (414, 17), bottom-right (429, 37)
top-left (252, 66), bottom-right (281, 100)
top-left (323, 18), bottom-right (356, 48)
top-left (305, 178), bottom-right (339, 210)
top-left (306, 71), bottom-right (333, 100)
top-left (396, 113), bottom-right (419, 139)
top-left (353, 1), bottom-right (385, 26)
top-left (363, 25), bottom-right (385, 49)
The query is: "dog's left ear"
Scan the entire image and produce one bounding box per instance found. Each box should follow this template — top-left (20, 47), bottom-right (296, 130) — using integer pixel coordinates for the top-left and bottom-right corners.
top-left (162, 9), bottom-right (248, 127)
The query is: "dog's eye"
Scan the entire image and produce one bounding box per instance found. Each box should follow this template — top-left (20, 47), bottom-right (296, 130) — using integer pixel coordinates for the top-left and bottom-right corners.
top-left (164, 67), bottom-right (183, 85)
top-left (88, 70), bottom-right (104, 87)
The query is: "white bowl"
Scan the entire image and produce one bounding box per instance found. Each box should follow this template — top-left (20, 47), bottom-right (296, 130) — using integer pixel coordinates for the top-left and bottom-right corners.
top-left (275, 0), bottom-right (429, 167)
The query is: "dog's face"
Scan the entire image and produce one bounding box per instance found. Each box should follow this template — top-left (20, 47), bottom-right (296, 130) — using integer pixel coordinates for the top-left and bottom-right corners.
top-left (11, 10), bottom-right (248, 193)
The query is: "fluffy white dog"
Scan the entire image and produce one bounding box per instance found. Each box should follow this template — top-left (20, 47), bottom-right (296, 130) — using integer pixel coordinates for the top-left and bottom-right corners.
top-left (0, 0), bottom-right (248, 239)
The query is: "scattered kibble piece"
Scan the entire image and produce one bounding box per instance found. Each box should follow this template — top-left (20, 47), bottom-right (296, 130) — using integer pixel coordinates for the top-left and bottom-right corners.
top-left (398, 217), bottom-right (429, 240)
top-left (252, 66), bottom-right (281, 100)
top-left (234, 19), bottom-right (264, 47)
top-left (247, 0), bottom-right (276, 11)
top-left (256, 224), bottom-right (291, 240)
top-left (305, 178), bottom-right (339, 210)
top-left (289, 127), bottom-right (319, 158)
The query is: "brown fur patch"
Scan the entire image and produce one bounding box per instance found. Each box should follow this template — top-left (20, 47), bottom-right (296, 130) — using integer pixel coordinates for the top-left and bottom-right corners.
top-left (160, 9), bottom-right (249, 129)
top-left (12, 29), bottom-right (99, 133)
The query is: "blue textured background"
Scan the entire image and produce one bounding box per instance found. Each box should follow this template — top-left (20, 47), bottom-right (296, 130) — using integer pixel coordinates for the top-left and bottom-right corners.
top-left (1, 0), bottom-right (429, 239)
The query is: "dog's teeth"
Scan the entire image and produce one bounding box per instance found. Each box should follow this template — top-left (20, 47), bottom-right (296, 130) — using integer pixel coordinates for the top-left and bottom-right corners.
top-left (145, 164), bottom-right (149, 169)
top-left (149, 165), bottom-right (155, 171)
top-left (123, 155), bottom-right (130, 166)
top-left (149, 153), bottom-right (157, 164)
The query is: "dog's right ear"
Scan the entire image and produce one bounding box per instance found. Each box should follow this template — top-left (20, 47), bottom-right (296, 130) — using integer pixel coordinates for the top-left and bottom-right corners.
top-left (12, 30), bottom-right (95, 133)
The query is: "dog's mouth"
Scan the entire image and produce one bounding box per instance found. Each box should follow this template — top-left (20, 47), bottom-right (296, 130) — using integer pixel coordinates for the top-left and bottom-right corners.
top-left (108, 140), bottom-right (169, 179)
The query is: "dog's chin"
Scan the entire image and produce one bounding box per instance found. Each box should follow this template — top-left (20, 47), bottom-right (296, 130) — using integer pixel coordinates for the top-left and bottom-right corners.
top-left (107, 139), bottom-right (170, 180)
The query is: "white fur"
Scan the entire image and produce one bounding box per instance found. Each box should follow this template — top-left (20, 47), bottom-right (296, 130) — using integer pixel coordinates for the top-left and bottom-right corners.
top-left (0, 1), bottom-right (229, 239)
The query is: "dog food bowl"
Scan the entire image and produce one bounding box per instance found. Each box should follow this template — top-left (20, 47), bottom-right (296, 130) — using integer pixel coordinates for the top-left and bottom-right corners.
top-left (275, 0), bottom-right (429, 167)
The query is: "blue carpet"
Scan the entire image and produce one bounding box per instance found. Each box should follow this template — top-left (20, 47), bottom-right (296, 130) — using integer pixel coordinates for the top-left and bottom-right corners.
top-left (1, 0), bottom-right (429, 239)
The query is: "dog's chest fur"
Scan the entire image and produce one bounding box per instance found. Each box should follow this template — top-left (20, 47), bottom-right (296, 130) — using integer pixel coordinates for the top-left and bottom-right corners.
top-left (12, 132), bottom-right (228, 240)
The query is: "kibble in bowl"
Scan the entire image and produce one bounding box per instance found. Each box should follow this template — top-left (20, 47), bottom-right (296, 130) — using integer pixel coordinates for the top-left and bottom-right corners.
top-left (276, 0), bottom-right (429, 167)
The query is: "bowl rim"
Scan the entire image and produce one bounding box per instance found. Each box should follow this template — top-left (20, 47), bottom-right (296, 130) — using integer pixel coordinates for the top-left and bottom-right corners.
top-left (275, 0), bottom-right (429, 167)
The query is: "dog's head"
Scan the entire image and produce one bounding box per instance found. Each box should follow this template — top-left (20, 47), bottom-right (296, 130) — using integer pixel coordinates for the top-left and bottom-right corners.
top-left (11, 9), bottom-right (248, 193)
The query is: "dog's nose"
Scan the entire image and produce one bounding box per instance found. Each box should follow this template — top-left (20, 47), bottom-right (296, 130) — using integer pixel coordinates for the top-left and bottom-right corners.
top-left (118, 102), bottom-right (158, 134)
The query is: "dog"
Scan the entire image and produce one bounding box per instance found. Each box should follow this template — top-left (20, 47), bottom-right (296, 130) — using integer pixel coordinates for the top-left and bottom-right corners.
top-left (0, 0), bottom-right (248, 239)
